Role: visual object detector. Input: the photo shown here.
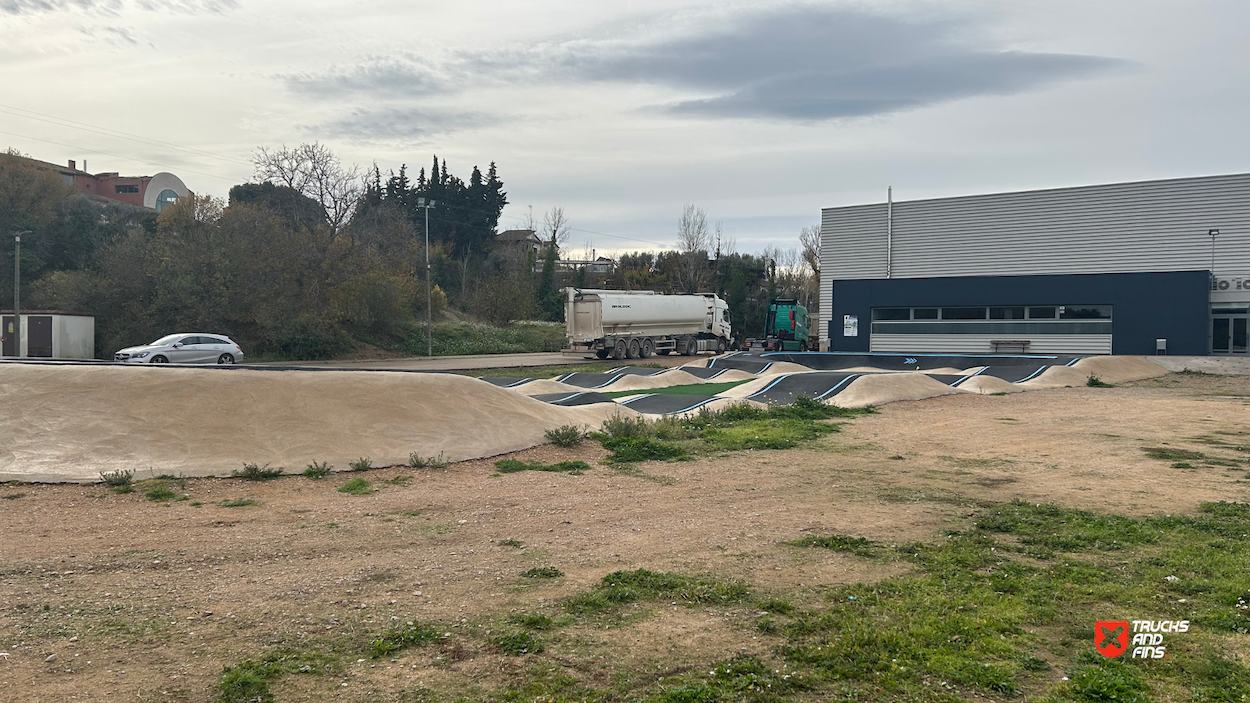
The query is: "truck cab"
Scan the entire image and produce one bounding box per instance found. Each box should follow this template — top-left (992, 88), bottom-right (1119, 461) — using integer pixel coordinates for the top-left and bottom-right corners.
top-left (753, 299), bottom-right (813, 352)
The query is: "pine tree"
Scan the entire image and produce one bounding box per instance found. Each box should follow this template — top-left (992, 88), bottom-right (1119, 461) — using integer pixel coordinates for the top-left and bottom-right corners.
top-left (536, 233), bottom-right (558, 321)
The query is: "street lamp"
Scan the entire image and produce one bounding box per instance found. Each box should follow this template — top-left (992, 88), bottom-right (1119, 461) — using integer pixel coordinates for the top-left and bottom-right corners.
top-left (416, 198), bottom-right (437, 357)
top-left (11, 230), bottom-right (31, 358)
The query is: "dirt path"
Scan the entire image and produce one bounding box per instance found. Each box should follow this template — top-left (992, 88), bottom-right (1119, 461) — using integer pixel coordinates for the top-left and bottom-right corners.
top-left (1, 372), bottom-right (1247, 702)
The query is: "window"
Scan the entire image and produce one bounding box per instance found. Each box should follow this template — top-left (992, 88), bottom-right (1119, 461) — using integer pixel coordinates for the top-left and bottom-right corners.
top-left (872, 308), bottom-right (910, 321)
top-left (202, 336), bottom-right (227, 345)
top-left (941, 307), bottom-right (986, 320)
top-left (155, 189), bottom-right (179, 213)
top-left (912, 308), bottom-right (939, 320)
top-left (178, 337), bottom-right (200, 345)
top-left (1028, 307), bottom-right (1056, 319)
top-left (115, 185), bottom-right (140, 194)
top-left (989, 307), bottom-right (1026, 320)
top-left (1059, 305), bottom-right (1112, 320)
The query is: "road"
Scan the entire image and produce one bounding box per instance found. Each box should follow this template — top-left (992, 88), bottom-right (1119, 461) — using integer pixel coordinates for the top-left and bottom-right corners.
top-left (254, 351), bottom-right (701, 372)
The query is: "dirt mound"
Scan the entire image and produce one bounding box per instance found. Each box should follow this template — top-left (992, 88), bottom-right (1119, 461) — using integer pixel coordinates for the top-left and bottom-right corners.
top-left (1022, 356), bottom-right (1166, 388)
top-left (831, 372), bottom-right (962, 408)
top-left (600, 369), bottom-right (712, 391)
top-left (956, 374), bottom-right (1024, 394)
top-left (0, 364), bottom-right (633, 483)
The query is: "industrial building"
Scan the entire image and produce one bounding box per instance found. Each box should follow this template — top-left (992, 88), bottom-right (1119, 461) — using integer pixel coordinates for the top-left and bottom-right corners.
top-left (1, 311), bottom-right (95, 359)
top-left (819, 173), bottom-right (1250, 356)
top-left (23, 156), bottom-right (190, 212)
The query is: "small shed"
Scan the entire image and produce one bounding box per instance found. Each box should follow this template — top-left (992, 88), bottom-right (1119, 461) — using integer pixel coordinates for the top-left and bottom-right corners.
top-left (1, 311), bottom-right (95, 359)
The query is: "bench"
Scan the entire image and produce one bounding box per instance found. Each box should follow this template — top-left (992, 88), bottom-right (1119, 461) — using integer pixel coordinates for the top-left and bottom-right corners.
top-left (990, 339), bottom-right (1030, 354)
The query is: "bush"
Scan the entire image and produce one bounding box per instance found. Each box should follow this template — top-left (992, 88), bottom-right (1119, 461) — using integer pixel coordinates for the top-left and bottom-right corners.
top-left (599, 414), bottom-right (649, 439)
top-left (408, 452), bottom-right (447, 469)
top-left (100, 469), bottom-right (134, 489)
top-left (233, 463), bottom-right (283, 481)
top-left (339, 478), bottom-right (373, 496)
top-left (303, 461), bottom-right (332, 479)
top-left (545, 424), bottom-right (588, 448)
top-left (1087, 374), bottom-right (1114, 388)
top-left (599, 436), bottom-right (688, 463)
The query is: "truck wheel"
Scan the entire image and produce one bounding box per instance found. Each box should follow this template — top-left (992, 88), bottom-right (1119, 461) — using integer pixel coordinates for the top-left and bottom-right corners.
top-left (657, 349), bottom-right (670, 356)
top-left (627, 338), bottom-right (641, 359)
top-left (640, 338), bottom-right (654, 358)
top-left (716, 339), bottom-right (726, 355)
top-left (595, 349), bottom-right (609, 360)
top-left (799, 341), bottom-right (808, 352)
top-left (684, 340), bottom-right (698, 356)
top-left (613, 340), bottom-right (628, 360)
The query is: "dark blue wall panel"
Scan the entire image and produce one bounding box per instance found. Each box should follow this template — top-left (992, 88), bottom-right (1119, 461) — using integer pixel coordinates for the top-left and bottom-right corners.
top-left (828, 271), bottom-right (1210, 355)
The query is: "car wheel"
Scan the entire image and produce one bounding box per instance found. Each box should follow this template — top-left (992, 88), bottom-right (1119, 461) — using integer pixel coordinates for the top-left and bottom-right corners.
top-left (613, 340), bottom-right (628, 360)
top-left (150, 355), bottom-right (168, 364)
top-left (627, 338), bottom-right (640, 359)
top-left (640, 338), bottom-right (654, 358)
top-left (217, 354), bottom-right (235, 365)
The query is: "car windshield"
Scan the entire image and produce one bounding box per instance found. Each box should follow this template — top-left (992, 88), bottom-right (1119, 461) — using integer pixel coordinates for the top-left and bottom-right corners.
top-left (149, 334), bottom-right (184, 346)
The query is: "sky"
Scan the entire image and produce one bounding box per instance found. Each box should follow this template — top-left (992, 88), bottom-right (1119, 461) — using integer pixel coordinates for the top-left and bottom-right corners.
top-left (1, 0), bottom-right (1248, 255)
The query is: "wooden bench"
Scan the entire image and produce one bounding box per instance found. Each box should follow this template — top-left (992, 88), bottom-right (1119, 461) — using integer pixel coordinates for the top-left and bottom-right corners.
top-left (990, 339), bottom-right (1030, 354)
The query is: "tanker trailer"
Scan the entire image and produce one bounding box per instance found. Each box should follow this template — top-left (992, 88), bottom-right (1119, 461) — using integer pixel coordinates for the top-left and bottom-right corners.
top-left (564, 288), bottom-right (733, 360)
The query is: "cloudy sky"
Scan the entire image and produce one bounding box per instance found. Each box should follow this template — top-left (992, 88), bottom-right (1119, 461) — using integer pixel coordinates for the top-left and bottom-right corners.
top-left (1, 0), bottom-right (1247, 254)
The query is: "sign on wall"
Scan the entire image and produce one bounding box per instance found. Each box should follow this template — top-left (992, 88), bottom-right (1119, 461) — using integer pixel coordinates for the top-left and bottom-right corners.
top-left (843, 314), bottom-right (859, 337)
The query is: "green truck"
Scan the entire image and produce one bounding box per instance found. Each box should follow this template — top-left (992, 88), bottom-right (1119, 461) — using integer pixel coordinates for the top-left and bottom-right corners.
top-left (746, 298), bottom-right (816, 352)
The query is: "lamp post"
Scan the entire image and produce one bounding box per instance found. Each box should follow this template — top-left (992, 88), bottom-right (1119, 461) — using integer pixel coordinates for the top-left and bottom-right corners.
top-left (1209, 229), bottom-right (1220, 279)
top-left (12, 230), bottom-right (31, 358)
top-left (416, 198), bottom-right (437, 357)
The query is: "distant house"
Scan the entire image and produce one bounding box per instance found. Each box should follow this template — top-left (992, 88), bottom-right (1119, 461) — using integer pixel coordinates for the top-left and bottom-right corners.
top-left (558, 256), bottom-right (617, 273)
top-left (20, 156), bottom-right (191, 212)
top-left (495, 229), bottom-right (543, 257)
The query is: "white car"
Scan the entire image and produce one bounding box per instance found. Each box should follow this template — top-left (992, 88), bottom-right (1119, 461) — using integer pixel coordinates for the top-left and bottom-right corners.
top-left (114, 334), bottom-right (244, 365)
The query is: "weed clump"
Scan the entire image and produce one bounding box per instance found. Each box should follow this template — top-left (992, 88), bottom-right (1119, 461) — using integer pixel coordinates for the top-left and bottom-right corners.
top-left (498, 539), bottom-right (525, 548)
top-left (565, 569), bottom-right (748, 614)
top-left (495, 459), bottom-right (591, 474)
top-left (219, 498), bottom-right (258, 507)
top-left (1086, 374), bottom-right (1115, 388)
top-left (545, 424), bottom-right (588, 447)
top-left (303, 461), bottom-right (332, 479)
top-left (508, 613), bottom-right (554, 630)
top-left (144, 484), bottom-right (177, 502)
top-left (100, 469), bottom-right (135, 493)
top-left (369, 622), bottom-right (441, 658)
top-left (493, 632), bottom-right (544, 656)
top-left (233, 463), bottom-right (283, 481)
top-left (408, 452), bottom-right (447, 469)
top-left (339, 478), bottom-right (373, 496)
top-left (349, 457), bottom-right (373, 472)
top-left (1142, 446), bottom-right (1204, 461)
top-left (599, 436), bottom-right (688, 462)
top-left (521, 566), bottom-right (564, 579)
top-left (216, 658), bottom-right (281, 703)
top-left (792, 534), bottom-right (879, 557)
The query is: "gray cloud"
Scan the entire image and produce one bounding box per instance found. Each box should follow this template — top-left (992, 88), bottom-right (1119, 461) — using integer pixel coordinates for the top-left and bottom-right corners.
top-left (285, 6), bottom-right (1128, 123)
top-left (284, 55), bottom-right (449, 98)
top-left (314, 107), bottom-right (498, 143)
top-left (1, 0), bottom-right (234, 13)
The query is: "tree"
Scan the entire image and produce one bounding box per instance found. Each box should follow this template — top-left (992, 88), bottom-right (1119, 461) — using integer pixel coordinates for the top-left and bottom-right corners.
top-left (536, 232), bottom-right (560, 321)
top-left (675, 204), bottom-right (711, 293)
top-left (542, 206), bottom-right (570, 247)
top-left (253, 142), bottom-right (361, 235)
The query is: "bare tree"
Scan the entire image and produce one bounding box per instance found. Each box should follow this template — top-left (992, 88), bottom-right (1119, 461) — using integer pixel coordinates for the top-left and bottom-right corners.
top-left (253, 142), bottom-right (361, 235)
top-left (542, 206), bottom-right (571, 249)
top-left (799, 224), bottom-right (821, 277)
top-left (675, 204), bottom-right (711, 293)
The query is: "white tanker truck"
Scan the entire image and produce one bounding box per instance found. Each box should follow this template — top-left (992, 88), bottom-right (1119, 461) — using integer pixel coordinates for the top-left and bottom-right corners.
top-left (564, 288), bottom-right (733, 360)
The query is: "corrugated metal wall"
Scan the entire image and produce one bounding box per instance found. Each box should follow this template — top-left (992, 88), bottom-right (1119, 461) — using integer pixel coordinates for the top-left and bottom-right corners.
top-left (869, 334), bottom-right (1112, 355)
top-left (819, 173), bottom-right (1250, 345)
